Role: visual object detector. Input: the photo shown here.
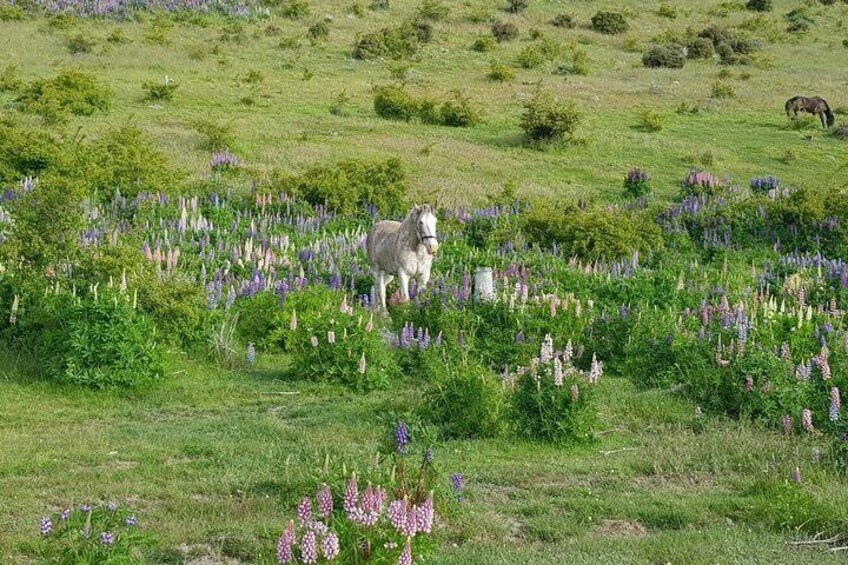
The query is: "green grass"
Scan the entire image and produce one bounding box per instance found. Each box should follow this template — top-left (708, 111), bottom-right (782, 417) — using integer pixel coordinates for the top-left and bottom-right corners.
top-left (2, 351), bottom-right (847, 562)
top-left (1, 0), bottom-right (847, 204)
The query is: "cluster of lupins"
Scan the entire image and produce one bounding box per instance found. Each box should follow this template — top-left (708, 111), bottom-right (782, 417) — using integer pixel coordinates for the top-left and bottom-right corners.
top-left (210, 150), bottom-right (242, 172)
top-left (38, 500), bottom-right (142, 554)
top-left (682, 170), bottom-right (720, 192)
top-left (2, 0), bottom-right (263, 18)
top-left (396, 323), bottom-right (442, 349)
top-left (277, 478), bottom-right (435, 565)
top-left (749, 175), bottom-right (781, 194)
top-left (503, 334), bottom-right (602, 390)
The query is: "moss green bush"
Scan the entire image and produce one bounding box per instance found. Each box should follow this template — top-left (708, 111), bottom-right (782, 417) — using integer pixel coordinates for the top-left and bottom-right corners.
top-left (353, 20), bottom-right (427, 59)
top-left (142, 78), bottom-right (178, 101)
top-left (373, 84), bottom-right (421, 121)
top-left (487, 60), bottom-right (515, 81)
top-left (16, 69), bottom-right (110, 124)
top-left (491, 20), bottom-right (519, 42)
top-left (642, 45), bottom-right (686, 68)
top-left (686, 37), bottom-right (715, 59)
top-left (417, 0), bottom-right (449, 21)
top-left (471, 35), bottom-right (496, 52)
top-left (745, 0), bottom-right (771, 12)
top-left (591, 11), bottom-right (628, 35)
top-left (281, 0), bottom-right (309, 19)
top-left (520, 89), bottom-right (581, 144)
top-left (550, 13), bottom-right (575, 28)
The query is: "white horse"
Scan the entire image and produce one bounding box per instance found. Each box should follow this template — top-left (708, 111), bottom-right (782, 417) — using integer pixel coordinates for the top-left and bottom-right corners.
top-left (366, 204), bottom-right (439, 311)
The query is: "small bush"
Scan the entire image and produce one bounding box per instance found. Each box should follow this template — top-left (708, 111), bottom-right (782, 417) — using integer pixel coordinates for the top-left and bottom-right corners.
top-left (308, 19), bottom-right (331, 41)
top-left (282, 0), bottom-right (310, 19)
top-left (642, 44), bottom-right (686, 68)
top-left (711, 80), bottom-right (736, 98)
top-left (520, 89), bottom-right (581, 144)
top-left (471, 35), bottom-right (496, 52)
top-left (518, 44), bottom-right (545, 68)
top-left (425, 351), bottom-right (507, 439)
top-left (417, 0), bottom-right (449, 21)
top-left (106, 29), bottom-right (129, 44)
top-left (192, 119), bottom-right (235, 152)
top-left (142, 77), bottom-right (178, 102)
top-left (275, 157), bottom-right (408, 216)
top-left (373, 84), bottom-right (420, 121)
top-left (503, 0), bottom-right (529, 14)
top-left (66, 34), bottom-right (95, 55)
top-left (0, 65), bottom-right (23, 92)
top-left (487, 60), bottom-right (515, 81)
top-left (591, 11), bottom-right (628, 35)
top-left (16, 70), bottom-right (110, 124)
top-left (687, 37), bottom-right (715, 59)
top-left (658, 3), bottom-right (677, 18)
top-left (439, 90), bottom-right (483, 127)
top-left (624, 168), bottom-right (651, 198)
top-left (636, 109), bottom-right (664, 132)
top-left (550, 13), bottom-right (575, 28)
top-left (745, 0), bottom-right (771, 12)
top-left (491, 20), bottom-right (519, 42)
top-left (330, 89), bottom-right (351, 116)
top-left (353, 21), bottom-right (425, 59)
top-left (0, 4), bottom-right (25, 20)
top-left (785, 8), bottom-right (814, 33)
top-left (41, 290), bottom-right (164, 389)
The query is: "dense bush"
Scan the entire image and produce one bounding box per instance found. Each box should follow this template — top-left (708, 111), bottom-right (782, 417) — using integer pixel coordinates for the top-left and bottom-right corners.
top-left (425, 350), bottom-right (507, 439)
top-left (520, 89), bottom-right (581, 144)
top-left (658, 3), bottom-right (677, 18)
top-left (41, 289), bottom-right (164, 389)
top-left (353, 21), bottom-right (428, 60)
top-left (373, 84), bottom-right (421, 122)
top-left (745, 0), bottom-right (771, 11)
top-left (711, 81), bottom-right (736, 99)
top-left (142, 77), bottom-right (178, 101)
top-left (275, 157), bottom-right (408, 216)
top-left (135, 276), bottom-right (211, 348)
top-left (487, 60), bottom-right (515, 81)
top-left (0, 118), bottom-right (60, 185)
top-left (642, 45), bottom-right (686, 68)
top-left (373, 85), bottom-right (482, 127)
top-left (417, 0), bottom-right (449, 21)
top-left (438, 90), bottom-right (484, 127)
top-left (591, 11), bottom-right (628, 35)
top-left (687, 37), bottom-right (715, 59)
top-left (503, 0), bottom-right (528, 14)
top-left (281, 0), bottom-right (309, 19)
top-left (471, 35), bottom-right (496, 52)
top-left (785, 8), bottom-right (814, 33)
top-left (524, 204), bottom-right (664, 261)
top-left (636, 109), bottom-right (664, 132)
top-left (491, 20), bottom-right (519, 42)
top-left (624, 168), bottom-right (651, 198)
top-left (16, 70), bottom-right (110, 123)
top-left (550, 13), bottom-right (575, 28)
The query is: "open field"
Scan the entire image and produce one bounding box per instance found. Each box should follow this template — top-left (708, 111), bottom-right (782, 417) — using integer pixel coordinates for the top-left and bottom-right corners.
top-left (2, 0), bottom-right (848, 563)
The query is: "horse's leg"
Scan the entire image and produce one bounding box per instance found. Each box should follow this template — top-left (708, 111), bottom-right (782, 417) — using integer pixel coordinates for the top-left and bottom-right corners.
top-left (398, 270), bottom-right (410, 303)
top-left (374, 270), bottom-right (386, 311)
top-left (819, 111), bottom-right (826, 129)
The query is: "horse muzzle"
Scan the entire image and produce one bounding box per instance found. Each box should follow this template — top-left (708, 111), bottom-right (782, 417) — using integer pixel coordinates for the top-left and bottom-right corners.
top-left (423, 239), bottom-right (439, 256)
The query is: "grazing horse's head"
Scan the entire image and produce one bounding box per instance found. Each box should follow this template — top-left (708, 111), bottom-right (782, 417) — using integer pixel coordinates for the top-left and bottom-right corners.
top-left (414, 204), bottom-right (439, 255)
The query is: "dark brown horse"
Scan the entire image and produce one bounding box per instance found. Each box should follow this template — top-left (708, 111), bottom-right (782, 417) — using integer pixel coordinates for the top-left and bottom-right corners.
top-left (785, 96), bottom-right (835, 128)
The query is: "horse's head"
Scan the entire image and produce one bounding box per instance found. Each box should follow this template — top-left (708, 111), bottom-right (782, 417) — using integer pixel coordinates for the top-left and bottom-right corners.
top-left (415, 204), bottom-right (439, 255)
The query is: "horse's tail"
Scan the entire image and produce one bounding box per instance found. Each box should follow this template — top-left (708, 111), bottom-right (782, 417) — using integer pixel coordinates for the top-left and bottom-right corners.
top-left (785, 97), bottom-right (795, 118)
top-left (824, 104), bottom-right (836, 127)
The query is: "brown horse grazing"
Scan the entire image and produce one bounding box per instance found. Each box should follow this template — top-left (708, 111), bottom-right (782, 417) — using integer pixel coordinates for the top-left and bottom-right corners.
top-left (785, 96), bottom-right (835, 128)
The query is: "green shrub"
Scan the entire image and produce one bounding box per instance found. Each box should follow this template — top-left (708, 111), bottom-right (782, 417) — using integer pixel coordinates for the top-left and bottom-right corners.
top-left (785, 8), bottom-right (814, 33)
top-left (142, 77), bottom-right (178, 101)
top-left (308, 19), bottom-right (331, 41)
top-left (16, 69), bottom-right (110, 124)
top-left (106, 28), bottom-right (129, 44)
top-left (591, 11), bottom-right (628, 35)
top-left (275, 157), bottom-right (408, 216)
top-left (491, 20), bottom-right (519, 42)
top-left (192, 119), bottom-right (235, 152)
top-left (417, 0), bottom-right (449, 21)
top-left (439, 90), bottom-right (483, 127)
top-left (745, 0), bottom-right (771, 12)
top-left (279, 287), bottom-right (398, 390)
top-left (471, 35), bottom-right (496, 52)
top-left (642, 44), bottom-right (686, 68)
top-left (623, 167), bottom-right (651, 198)
top-left (511, 340), bottom-right (599, 444)
top-left (658, 3), bottom-right (677, 18)
top-left (235, 291), bottom-right (282, 349)
top-left (0, 65), bottom-right (22, 92)
top-left (520, 89), bottom-right (581, 143)
top-left (686, 37), bottom-right (715, 59)
top-left (503, 0), bottom-right (528, 14)
top-left (66, 34), bottom-right (95, 55)
top-left (353, 21), bottom-right (426, 59)
top-left (0, 119), bottom-right (60, 185)
top-left (636, 109), bottom-right (664, 132)
top-left (373, 84), bottom-right (420, 121)
top-left (711, 80), bottom-right (736, 98)
top-left (282, 0), bottom-right (310, 19)
top-left (524, 204), bottom-right (663, 261)
top-left (41, 289), bottom-right (164, 389)
top-left (135, 276), bottom-right (211, 348)
top-left (487, 60), bottom-right (515, 81)
top-left (518, 44), bottom-right (545, 68)
top-left (550, 13), bottom-right (575, 28)
top-left (425, 351), bottom-right (507, 439)
top-left (0, 4), bottom-right (26, 20)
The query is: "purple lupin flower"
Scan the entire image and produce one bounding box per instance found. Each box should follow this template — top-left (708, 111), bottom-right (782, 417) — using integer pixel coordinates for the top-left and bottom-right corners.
top-left (297, 498), bottom-right (313, 528)
top-left (40, 517), bottom-right (53, 536)
top-left (300, 530), bottom-right (318, 564)
top-left (791, 467), bottom-right (802, 483)
top-left (106, 501), bottom-right (118, 512)
top-left (451, 473), bottom-right (465, 502)
top-left (396, 422), bottom-right (410, 455)
top-left (60, 508), bottom-right (71, 522)
top-left (830, 387), bottom-right (841, 422)
top-left (100, 532), bottom-right (115, 546)
top-left (388, 498), bottom-right (408, 533)
top-left (417, 493), bottom-right (434, 533)
top-left (343, 475), bottom-right (358, 514)
top-left (322, 532), bottom-right (340, 560)
top-left (423, 447), bottom-right (433, 463)
top-left (398, 538), bottom-right (413, 565)
top-left (125, 516), bottom-right (138, 526)
top-left (277, 521), bottom-right (295, 564)
top-left (317, 484), bottom-right (333, 518)
top-left (801, 409), bottom-right (814, 433)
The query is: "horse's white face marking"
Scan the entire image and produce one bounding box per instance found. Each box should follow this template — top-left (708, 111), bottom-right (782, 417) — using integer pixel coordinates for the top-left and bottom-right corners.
top-left (418, 208), bottom-right (439, 255)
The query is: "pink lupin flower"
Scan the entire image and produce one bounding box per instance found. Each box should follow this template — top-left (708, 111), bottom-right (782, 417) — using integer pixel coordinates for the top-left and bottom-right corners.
top-left (310, 335), bottom-right (319, 348)
top-left (317, 484), bottom-right (333, 518)
top-left (290, 310), bottom-right (298, 331)
top-left (571, 384), bottom-right (579, 402)
top-left (588, 353), bottom-right (603, 384)
top-left (359, 353), bottom-right (367, 375)
top-left (416, 493), bottom-right (434, 534)
top-left (791, 467), bottom-right (802, 483)
top-left (563, 339), bottom-right (573, 363)
top-left (388, 498), bottom-right (408, 533)
top-left (298, 498), bottom-right (313, 528)
top-left (832, 387), bottom-right (842, 410)
top-left (300, 530), bottom-right (318, 564)
top-left (327, 331), bottom-right (336, 344)
top-left (540, 334), bottom-right (554, 364)
top-left (403, 505), bottom-right (419, 537)
top-left (398, 538), bottom-right (413, 565)
top-left (322, 532), bottom-right (340, 560)
top-left (343, 474), bottom-right (359, 514)
top-left (553, 358), bottom-right (563, 387)
top-left (277, 520), bottom-right (295, 564)
top-left (782, 414), bottom-right (793, 434)
top-left (760, 381), bottom-right (771, 394)
top-left (801, 409), bottom-right (813, 433)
